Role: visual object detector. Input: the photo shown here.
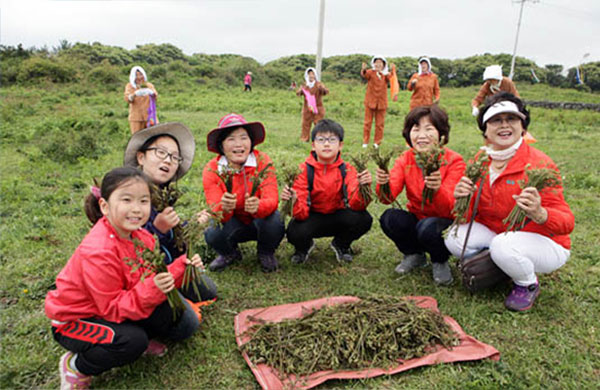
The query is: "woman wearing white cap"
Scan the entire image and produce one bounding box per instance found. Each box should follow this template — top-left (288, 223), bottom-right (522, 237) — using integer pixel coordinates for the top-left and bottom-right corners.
top-left (445, 92), bottom-right (574, 312)
top-left (124, 66), bottom-right (158, 134)
top-left (407, 57), bottom-right (440, 110)
top-left (471, 65), bottom-right (519, 117)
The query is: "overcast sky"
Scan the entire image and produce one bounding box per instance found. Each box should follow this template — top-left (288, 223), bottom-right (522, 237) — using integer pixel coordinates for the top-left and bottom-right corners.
top-left (1, 0), bottom-right (598, 69)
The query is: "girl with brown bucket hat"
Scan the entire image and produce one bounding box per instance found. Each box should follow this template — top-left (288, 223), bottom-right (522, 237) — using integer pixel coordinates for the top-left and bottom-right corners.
top-left (202, 114), bottom-right (285, 273)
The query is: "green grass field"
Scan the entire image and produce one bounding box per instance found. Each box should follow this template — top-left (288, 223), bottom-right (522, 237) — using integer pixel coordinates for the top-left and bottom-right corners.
top-left (1, 81), bottom-right (599, 389)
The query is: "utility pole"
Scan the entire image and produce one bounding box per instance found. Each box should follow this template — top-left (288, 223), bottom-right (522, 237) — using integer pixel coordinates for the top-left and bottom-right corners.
top-left (316, 0), bottom-right (325, 78)
top-left (509, 0), bottom-right (538, 80)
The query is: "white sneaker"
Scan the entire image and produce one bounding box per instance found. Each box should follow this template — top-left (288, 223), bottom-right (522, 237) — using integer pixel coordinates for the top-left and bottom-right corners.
top-left (374, 144), bottom-right (379, 149)
top-left (362, 144), bottom-right (368, 148)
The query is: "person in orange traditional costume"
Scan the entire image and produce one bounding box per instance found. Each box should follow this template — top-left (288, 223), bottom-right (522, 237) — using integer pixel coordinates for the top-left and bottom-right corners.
top-left (360, 56), bottom-right (397, 148)
top-left (471, 65), bottom-right (535, 143)
top-left (297, 67), bottom-right (329, 142)
top-left (407, 57), bottom-right (440, 110)
top-left (124, 66), bottom-right (158, 134)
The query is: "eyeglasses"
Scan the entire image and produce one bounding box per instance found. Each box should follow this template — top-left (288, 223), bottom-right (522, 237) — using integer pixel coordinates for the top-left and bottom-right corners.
top-left (146, 147), bottom-right (183, 164)
top-left (314, 136), bottom-right (340, 144)
top-left (487, 115), bottom-right (521, 127)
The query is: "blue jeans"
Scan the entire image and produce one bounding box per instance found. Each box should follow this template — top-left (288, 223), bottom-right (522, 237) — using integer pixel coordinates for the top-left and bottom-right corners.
top-left (204, 211), bottom-right (285, 256)
top-left (380, 208), bottom-right (452, 263)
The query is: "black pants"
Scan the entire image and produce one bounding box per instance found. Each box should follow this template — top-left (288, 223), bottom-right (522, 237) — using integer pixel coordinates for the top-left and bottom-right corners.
top-left (287, 209), bottom-right (373, 252)
top-left (244, 84), bottom-right (252, 91)
top-left (379, 208), bottom-right (452, 263)
top-left (52, 296), bottom-right (199, 376)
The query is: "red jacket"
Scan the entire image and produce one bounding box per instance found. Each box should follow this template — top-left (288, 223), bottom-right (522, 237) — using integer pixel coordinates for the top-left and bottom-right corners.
top-left (45, 217), bottom-right (186, 323)
top-left (377, 148), bottom-right (466, 220)
top-left (291, 152), bottom-right (371, 221)
top-left (203, 150), bottom-right (279, 225)
top-left (472, 142), bottom-right (574, 249)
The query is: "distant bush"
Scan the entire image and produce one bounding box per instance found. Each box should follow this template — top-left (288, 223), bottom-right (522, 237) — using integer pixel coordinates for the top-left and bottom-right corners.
top-left (87, 61), bottom-right (122, 86)
top-left (1, 43), bottom-right (598, 92)
top-left (17, 57), bottom-right (77, 83)
top-left (35, 118), bottom-right (110, 163)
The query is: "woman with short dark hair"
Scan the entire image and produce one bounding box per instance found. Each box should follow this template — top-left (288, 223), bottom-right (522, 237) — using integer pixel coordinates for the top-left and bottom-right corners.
top-left (202, 113), bottom-right (285, 273)
top-left (376, 105), bottom-right (465, 285)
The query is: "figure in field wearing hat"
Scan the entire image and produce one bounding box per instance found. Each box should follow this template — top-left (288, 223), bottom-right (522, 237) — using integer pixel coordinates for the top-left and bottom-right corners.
top-left (124, 123), bottom-right (218, 310)
top-left (471, 65), bottom-right (519, 117)
top-left (407, 57), bottom-right (440, 111)
top-left (124, 66), bottom-right (158, 134)
top-left (361, 56), bottom-right (397, 148)
top-left (471, 65), bottom-right (535, 143)
top-left (202, 114), bottom-right (285, 273)
top-left (244, 72), bottom-right (252, 92)
top-left (296, 67), bottom-right (329, 142)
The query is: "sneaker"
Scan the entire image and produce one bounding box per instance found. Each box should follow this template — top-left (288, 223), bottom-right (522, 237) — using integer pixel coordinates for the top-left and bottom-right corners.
top-left (373, 143), bottom-right (379, 149)
top-left (290, 240), bottom-right (316, 264)
top-left (330, 240), bottom-right (353, 263)
top-left (362, 144), bottom-right (368, 148)
top-left (432, 262), bottom-right (453, 286)
top-left (258, 253), bottom-right (279, 273)
top-left (394, 253), bottom-right (427, 275)
top-left (208, 250), bottom-right (242, 272)
top-left (504, 282), bottom-right (540, 311)
top-left (60, 352), bottom-right (91, 390)
top-left (143, 339), bottom-right (168, 357)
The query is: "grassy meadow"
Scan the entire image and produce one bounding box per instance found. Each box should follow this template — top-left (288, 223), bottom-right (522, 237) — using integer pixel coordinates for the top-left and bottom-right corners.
top-left (1, 80), bottom-right (599, 389)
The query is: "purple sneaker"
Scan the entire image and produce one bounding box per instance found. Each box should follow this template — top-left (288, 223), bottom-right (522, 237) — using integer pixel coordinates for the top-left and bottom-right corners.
top-left (504, 282), bottom-right (540, 311)
top-left (258, 253), bottom-right (279, 273)
top-left (208, 250), bottom-right (242, 272)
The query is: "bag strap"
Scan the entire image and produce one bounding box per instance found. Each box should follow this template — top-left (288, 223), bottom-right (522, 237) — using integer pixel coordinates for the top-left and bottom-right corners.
top-left (306, 163), bottom-right (348, 208)
top-left (306, 164), bottom-right (315, 208)
top-left (339, 162), bottom-right (349, 208)
top-left (460, 171), bottom-right (488, 262)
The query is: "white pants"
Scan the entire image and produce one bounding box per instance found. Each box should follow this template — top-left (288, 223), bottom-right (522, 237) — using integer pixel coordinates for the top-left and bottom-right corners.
top-left (444, 222), bottom-right (570, 286)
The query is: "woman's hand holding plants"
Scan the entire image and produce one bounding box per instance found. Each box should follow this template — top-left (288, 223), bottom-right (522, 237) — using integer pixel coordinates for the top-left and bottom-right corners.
top-left (154, 207), bottom-right (180, 234)
top-left (221, 192), bottom-right (237, 213)
top-left (424, 170), bottom-right (442, 191)
top-left (513, 187), bottom-right (548, 224)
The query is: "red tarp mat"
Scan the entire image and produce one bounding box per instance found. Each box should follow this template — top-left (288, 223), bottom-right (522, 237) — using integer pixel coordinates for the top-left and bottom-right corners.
top-left (235, 296), bottom-right (500, 390)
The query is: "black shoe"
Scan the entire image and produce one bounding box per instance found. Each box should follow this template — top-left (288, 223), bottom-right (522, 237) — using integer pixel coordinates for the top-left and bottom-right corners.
top-left (208, 250), bottom-right (242, 272)
top-left (258, 253), bottom-right (279, 273)
top-left (330, 240), bottom-right (353, 263)
top-left (290, 240), bottom-right (316, 264)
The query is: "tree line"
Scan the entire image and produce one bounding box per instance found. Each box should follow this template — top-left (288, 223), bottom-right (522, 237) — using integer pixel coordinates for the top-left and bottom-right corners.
top-left (1, 41), bottom-right (598, 92)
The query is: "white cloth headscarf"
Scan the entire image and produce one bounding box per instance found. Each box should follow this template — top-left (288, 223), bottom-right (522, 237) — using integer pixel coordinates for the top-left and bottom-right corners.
top-left (304, 67), bottom-right (319, 88)
top-left (418, 57), bottom-right (432, 75)
top-left (370, 56), bottom-right (389, 76)
top-left (129, 66), bottom-right (148, 89)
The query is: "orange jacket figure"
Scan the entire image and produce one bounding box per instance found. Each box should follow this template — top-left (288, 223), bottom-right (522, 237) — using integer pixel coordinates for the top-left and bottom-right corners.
top-left (471, 65), bottom-right (534, 143)
top-left (361, 56), bottom-right (395, 147)
top-left (297, 67), bottom-right (329, 142)
top-left (407, 57), bottom-right (440, 110)
top-left (124, 66), bottom-right (158, 134)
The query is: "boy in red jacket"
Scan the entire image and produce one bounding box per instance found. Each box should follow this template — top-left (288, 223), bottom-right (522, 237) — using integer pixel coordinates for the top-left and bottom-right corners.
top-left (281, 119), bottom-right (373, 263)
